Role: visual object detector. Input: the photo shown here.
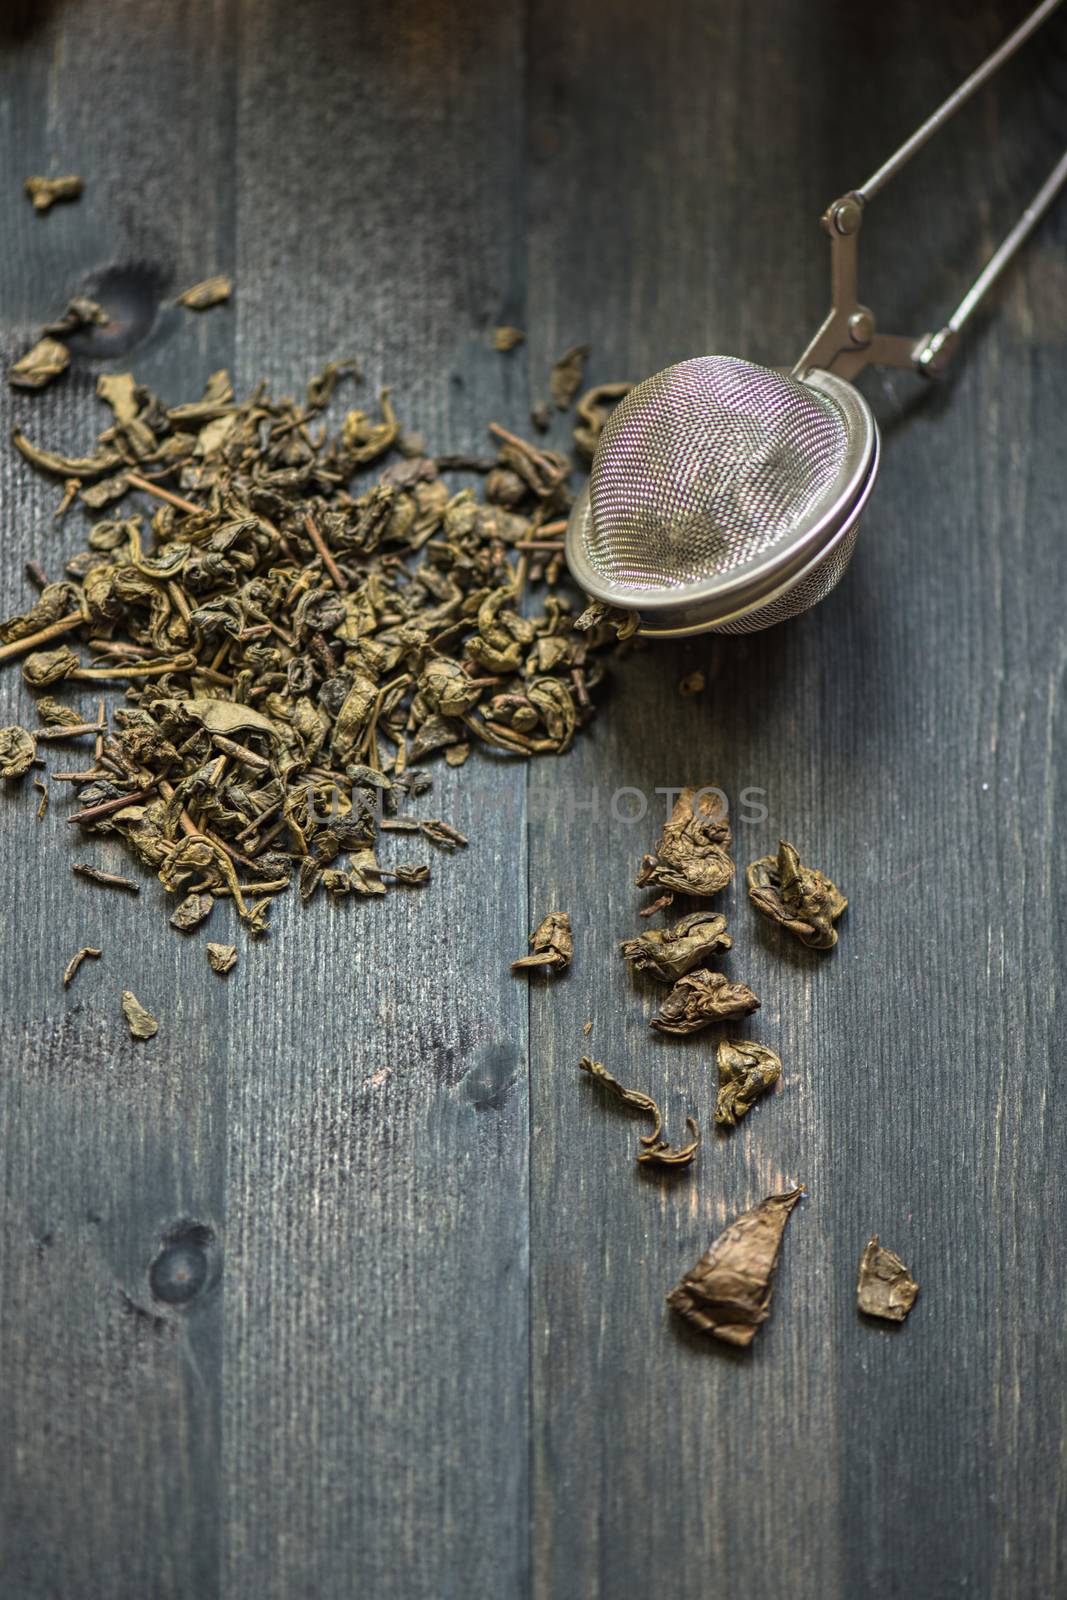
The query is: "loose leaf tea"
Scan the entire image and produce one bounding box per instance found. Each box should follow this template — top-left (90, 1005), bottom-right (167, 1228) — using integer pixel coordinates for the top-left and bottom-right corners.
top-left (512, 911), bottom-right (572, 974)
top-left (620, 910), bottom-right (731, 983)
top-left (678, 671), bottom-right (705, 697)
top-left (121, 990), bottom-right (158, 1040)
top-left (3, 359), bottom-right (618, 941)
top-left (25, 175), bottom-right (83, 212)
top-left (857, 1236), bottom-right (919, 1323)
top-left (0, 725), bottom-right (36, 777)
top-left (175, 274), bottom-right (232, 310)
top-left (715, 1039), bottom-right (781, 1127)
top-left (637, 1117), bottom-right (701, 1169)
top-left (650, 969), bottom-right (759, 1034)
top-left (550, 343), bottom-right (591, 410)
top-left (578, 1054), bottom-right (662, 1145)
top-left (9, 337), bottom-right (69, 391)
top-left (206, 941), bottom-right (237, 974)
top-left (747, 839), bottom-right (847, 949)
top-left (72, 864), bottom-right (140, 894)
top-left (493, 326), bottom-right (525, 352)
top-left (573, 383), bottom-right (633, 460)
top-left (667, 1186), bottom-right (804, 1346)
top-left (170, 892), bottom-right (214, 932)
top-left (63, 946), bottom-right (101, 986)
top-left (42, 297), bottom-right (108, 337)
top-left (636, 785), bottom-right (734, 898)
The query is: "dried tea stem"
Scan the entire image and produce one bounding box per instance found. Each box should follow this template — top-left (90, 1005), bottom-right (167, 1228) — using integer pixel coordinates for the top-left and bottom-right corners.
top-left (63, 946), bottom-right (102, 986)
top-left (72, 864), bottom-right (140, 894)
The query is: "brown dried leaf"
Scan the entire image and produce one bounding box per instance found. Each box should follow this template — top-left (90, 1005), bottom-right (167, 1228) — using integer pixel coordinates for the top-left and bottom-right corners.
top-left (207, 942), bottom-right (238, 974)
top-left (512, 911), bottom-right (572, 973)
top-left (578, 1055), bottom-right (662, 1144)
top-left (121, 990), bottom-right (158, 1040)
top-left (667, 1187), bottom-right (804, 1345)
top-left (857, 1236), bottom-right (919, 1323)
top-left (637, 1117), bottom-right (701, 1169)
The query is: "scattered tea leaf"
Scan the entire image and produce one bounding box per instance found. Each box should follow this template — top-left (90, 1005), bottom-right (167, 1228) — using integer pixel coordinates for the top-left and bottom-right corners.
top-left (574, 599), bottom-right (640, 640)
top-left (0, 725), bottom-right (36, 777)
top-left (636, 785), bottom-right (734, 898)
top-left (9, 337), bottom-right (69, 391)
top-left (678, 671), bottom-right (705, 697)
top-left (33, 777), bottom-right (48, 818)
top-left (650, 968), bottom-right (759, 1034)
top-left (667, 1186), bottom-right (804, 1345)
top-left (206, 942), bottom-right (238, 974)
top-left (637, 1117), bottom-right (701, 1169)
top-left (121, 989), bottom-right (158, 1040)
top-left (175, 274), bottom-right (232, 310)
top-left (25, 175), bottom-right (83, 212)
top-left (72, 863), bottom-right (140, 894)
top-left (512, 911), bottom-right (572, 974)
top-left (63, 946), bottom-right (101, 986)
top-left (582, 1020), bottom-right (593, 1036)
top-left (747, 838), bottom-right (847, 949)
top-left (493, 326), bottom-right (525, 352)
top-left (578, 1054), bottom-right (662, 1145)
top-left (639, 892), bottom-right (674, 919)
top-left (714, 1039), bottom-right (781, 1127)
top-left (42, 297), bottom-right (108, 337)
top-left (620, 910), bottom-right (731, 983)
top-left (550, 343), bottom-right (590, 410)
top-left (573, 382), bottom-right (633, 459)
top-left (857, 1236), bottom-right (919, 1323)
top-left (169, 892), bottom-right (214, 932)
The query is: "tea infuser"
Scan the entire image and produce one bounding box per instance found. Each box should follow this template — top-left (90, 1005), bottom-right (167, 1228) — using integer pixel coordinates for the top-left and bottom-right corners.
top-left (566, 0), bottom-right (1067, 636)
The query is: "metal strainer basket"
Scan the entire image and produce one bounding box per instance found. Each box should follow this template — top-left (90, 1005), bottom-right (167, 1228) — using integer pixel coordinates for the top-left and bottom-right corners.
top-left (566, 0), bottom-right (1067, 637)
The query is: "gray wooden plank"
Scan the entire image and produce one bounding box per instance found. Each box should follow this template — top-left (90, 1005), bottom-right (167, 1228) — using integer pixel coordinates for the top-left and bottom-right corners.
top-left (221, 4), bottom-right (530, 1597)
top-left (0, 3), bottom-right (238, 1597)
top-left (526, 3), bottom-right (1067, 1598)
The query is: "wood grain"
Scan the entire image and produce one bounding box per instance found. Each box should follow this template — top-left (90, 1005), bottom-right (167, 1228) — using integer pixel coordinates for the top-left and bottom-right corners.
top-left (1, 2), bottom-right (1066, 1597)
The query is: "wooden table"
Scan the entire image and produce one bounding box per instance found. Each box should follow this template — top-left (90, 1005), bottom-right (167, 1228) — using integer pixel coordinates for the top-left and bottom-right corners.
top-left (2, 3), bottom-right (1065, 1595)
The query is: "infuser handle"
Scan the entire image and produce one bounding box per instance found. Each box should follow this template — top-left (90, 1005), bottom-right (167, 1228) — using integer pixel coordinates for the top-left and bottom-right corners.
top-left (793, 0), bottom-right (1066, 381)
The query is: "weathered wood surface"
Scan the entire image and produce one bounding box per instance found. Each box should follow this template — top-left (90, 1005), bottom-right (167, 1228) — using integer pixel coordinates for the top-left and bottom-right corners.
top-left (1, 2), bottom-right (1065, 1597)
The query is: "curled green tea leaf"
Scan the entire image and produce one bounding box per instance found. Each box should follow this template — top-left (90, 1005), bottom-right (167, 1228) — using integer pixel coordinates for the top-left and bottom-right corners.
top-left (668, 1187), bottom-right (804, 1346)
top-left (747, 838), bottom-right (847, 949)
top-left (857, 1236), bottom-right (919, 1323)
top-left (0, 725), bottom-right (36, 778)
top-left (650, 968), bottom-right (759, 1035)
top-left (620, 910), bottom-right (731, 983)
top-left (714, 1039), bottom-right (781, 1127)
top-left (636, 785), bottom-right (734, 898)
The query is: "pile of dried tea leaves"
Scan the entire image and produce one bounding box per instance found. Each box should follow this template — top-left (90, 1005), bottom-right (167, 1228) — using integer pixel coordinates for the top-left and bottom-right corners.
top-left (1, 361), bottom-right (631, 937)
